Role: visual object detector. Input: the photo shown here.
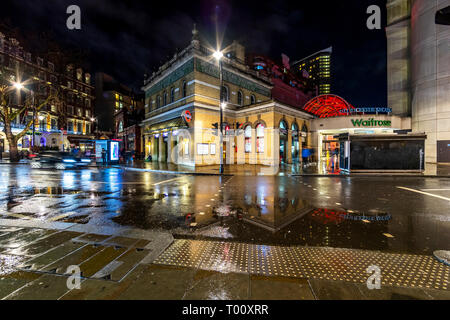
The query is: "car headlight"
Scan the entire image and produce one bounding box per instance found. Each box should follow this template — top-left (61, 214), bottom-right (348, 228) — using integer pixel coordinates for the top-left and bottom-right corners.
top-left (81, 159), bottom-right (91, 163)
top-left (63, 159), bottom-right (76, 163)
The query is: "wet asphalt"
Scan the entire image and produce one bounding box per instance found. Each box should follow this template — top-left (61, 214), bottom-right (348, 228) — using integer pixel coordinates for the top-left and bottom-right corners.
top-left (0, 165), bottom-right (449, 255)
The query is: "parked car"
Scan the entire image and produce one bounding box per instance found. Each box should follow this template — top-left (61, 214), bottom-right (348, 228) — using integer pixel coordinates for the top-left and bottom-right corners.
top-left (30, 151), bottom-right (92, 170)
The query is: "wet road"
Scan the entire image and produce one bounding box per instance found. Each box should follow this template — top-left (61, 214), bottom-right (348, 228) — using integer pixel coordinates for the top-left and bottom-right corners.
top-left (1, 165), bottom-right (449, 255)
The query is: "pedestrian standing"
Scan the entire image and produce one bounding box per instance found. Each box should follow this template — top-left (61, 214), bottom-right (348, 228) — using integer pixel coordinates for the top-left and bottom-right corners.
top-left (101, 148), bottom-right (107, 166)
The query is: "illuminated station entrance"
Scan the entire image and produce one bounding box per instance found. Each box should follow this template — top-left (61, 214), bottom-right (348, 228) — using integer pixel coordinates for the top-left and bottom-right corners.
top-left (305, 95), bottom-right (424, 173)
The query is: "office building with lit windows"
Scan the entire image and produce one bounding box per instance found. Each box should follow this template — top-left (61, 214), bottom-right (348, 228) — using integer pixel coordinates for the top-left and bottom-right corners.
top-left (94, 72), bottom-right (143, 134)
top-left (291, 47), bottom-right (332, 95)
top-left (0, 28), bottom-right (95, 153)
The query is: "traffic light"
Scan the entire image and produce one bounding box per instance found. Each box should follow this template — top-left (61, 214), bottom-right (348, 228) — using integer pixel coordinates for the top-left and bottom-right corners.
top-left (212, 123), bottom-right (219, 129)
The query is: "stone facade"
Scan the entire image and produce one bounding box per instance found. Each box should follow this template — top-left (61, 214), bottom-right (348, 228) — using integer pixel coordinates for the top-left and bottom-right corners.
top-left (141, 30), bottom-right (313, 167)
top-left (387, 0), bottom-right (450, 163)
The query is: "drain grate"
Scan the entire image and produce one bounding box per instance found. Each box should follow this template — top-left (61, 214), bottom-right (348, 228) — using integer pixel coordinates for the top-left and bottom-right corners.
top-left (154, 240), bottom-right (450, 291)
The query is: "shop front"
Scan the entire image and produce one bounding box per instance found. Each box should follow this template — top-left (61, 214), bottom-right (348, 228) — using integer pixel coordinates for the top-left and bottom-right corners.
top-left (142, 114), bottom-right (191, 165)
top-left (338, 133), bottom-right (426, 173)
top-left (311, 115), bottom-right (416, 173)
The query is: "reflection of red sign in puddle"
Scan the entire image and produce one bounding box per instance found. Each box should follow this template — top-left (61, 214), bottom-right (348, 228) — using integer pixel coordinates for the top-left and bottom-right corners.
top-left (310, 208), bottom-right (347, 225)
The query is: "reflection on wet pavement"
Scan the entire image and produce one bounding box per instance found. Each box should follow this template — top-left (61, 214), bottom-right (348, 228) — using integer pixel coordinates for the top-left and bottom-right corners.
top-left (0, 166), bottom-right (449, 256)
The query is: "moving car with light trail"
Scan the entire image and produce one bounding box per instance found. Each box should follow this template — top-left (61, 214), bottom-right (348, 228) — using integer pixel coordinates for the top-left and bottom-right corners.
top-left (30, 151), bottom-right (92, 170)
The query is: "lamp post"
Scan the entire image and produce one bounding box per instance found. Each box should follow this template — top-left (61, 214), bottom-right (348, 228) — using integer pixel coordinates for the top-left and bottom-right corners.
top-left (31, 91), bottom-right (36, 148)
top-left (214, 50), bottom-right (225, 174)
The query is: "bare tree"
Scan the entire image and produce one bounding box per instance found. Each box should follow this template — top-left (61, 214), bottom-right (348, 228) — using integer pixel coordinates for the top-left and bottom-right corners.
top-left (0, 68), bottom-right (60, 162)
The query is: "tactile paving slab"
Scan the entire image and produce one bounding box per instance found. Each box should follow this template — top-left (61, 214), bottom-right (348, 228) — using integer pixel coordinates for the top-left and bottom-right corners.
top-left (154, 240), bottom-right (450, 291)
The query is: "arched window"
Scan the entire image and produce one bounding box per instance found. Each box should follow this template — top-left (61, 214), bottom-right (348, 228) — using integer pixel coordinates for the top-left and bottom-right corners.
top-left (244, 125), bottom-right (252, 153)
top-left (182, 81), bottom-right (187, 98)
top-left (163, 91), bottom-right (168, 105)
top-left (170, 87), bottom-right (175, 103)
top-left (237, 91), bottom-right (243, 106)
top-left (250, 95), bottom-right (256, 105)
top-left (301, 123), bottom-right (308, 133)
top-left (221, 86), bottom-right (229, 102)
top-left (279, 120), bottom-right (288, 130)
top-left (118, 121), bottom-right (123, 133)
top-left (291, 123), bottom-right (299, 162)
top-left (256, 123), bottom-right (264, 153)
top-left (156, 96), bottom-right (161, 108)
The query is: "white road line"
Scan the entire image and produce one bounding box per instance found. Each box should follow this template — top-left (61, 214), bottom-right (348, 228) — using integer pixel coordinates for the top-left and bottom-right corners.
top-left (0, 212), bottom-right (33, 220)
top-left (397, 186), bottom-right (450, 201)
top-left (152, 177), bottom-right (182, 186)
top-left (49, 212), bottom-right (74, 221)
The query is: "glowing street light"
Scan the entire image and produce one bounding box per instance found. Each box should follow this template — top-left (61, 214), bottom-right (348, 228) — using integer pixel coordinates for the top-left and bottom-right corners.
top-left (13, 82), bottom-right (24, 90)
top-left (213, 50), bottom-right (223, 61)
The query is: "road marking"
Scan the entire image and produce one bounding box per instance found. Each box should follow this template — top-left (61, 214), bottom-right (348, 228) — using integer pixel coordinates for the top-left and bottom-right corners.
top-left (49, 212), bottom-right (75, 221)
top-left (397, 186), bottom-right (450, 201)
top-left (152, 177), bottom-right (181, 186)
top-left (0, 212), bottom-right (32, 220)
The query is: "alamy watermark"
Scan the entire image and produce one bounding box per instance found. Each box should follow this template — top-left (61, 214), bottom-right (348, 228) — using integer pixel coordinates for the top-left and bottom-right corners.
top-left (366, 265), bottom-right (381, 290)
top-left (66, 5), bottom-right (81, 30)
top-left (66, 265), bottom-right (81, 290)
top-left (367, 5), bottom-right (381, 30)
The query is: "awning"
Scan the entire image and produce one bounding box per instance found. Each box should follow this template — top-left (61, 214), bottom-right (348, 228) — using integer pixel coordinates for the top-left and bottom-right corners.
top-left (145, 118), bottom-right (187, 134)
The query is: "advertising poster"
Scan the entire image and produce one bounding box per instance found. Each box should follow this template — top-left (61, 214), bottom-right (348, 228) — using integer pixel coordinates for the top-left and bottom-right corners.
top-left (110, 141), bottom-right (119, 161)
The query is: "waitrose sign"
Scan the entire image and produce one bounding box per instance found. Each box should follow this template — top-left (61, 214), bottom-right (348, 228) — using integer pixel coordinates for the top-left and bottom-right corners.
top-left (351, 118), bottom-right (391, 127)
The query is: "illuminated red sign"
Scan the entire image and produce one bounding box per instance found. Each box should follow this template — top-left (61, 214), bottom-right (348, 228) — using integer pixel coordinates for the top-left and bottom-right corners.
top-left (303, 94), bottom-right (355, 118)
top-left (182, 110), bottom-right (192, 123)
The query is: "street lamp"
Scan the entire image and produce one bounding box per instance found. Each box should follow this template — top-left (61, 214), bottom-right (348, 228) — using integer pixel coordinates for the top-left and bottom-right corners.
top-left (214, 50), bottom-right (225, 174)
top-left (13, 82), bottom-right (24, 90)
top-left (12, 81), bottom-right (37, 148)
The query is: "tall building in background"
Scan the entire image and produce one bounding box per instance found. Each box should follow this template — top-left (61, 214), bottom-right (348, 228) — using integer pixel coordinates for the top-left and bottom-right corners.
top-left (387, 0), bottom-right (450, 163)
top-left (291, 47), bottom-right (332, 95)
top-left (94, 73), bottom-right (142, 132)
top-left (94, 72), bottom-right (144, 152)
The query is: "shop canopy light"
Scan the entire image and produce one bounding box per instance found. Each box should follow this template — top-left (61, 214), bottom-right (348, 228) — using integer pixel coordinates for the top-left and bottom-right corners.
top-left (303, 94), bottom-right (355, 118)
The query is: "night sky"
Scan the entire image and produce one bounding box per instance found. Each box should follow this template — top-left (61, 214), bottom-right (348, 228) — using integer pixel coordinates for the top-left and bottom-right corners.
top-left (1, 0), bottom-right (387, 106)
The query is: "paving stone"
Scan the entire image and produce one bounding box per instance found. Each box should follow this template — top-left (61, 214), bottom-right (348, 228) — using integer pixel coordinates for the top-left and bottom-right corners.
top-left (116, 264), bottom-right (197, 300)
top-left (0, 228), bottom-right (55, 248)
top-left (4, 274), bottom-right (72, 300)
top-left (41, 244), bottom-right (104, 274)
top-left (104, 248), bottom-right (151, 281)
top-left (183, 269), bottom-right (250, 300)
top-left (73, 233), bottom-right (113, 244)
top-left (8, 231), bottom-right (82, 256)
top-left (17, 241), bottom-right (85, 271)
top-left (250, 275), bottom-right (315, 300)
top-left (78, 246), bottom-right (127, 278)
top-left (0, 271), bottom-right (42, 299)
top-left (60, 264), bottom-right (147, 300)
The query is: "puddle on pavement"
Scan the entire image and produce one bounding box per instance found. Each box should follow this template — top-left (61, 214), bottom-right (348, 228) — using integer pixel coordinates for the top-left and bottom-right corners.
top-left (173, 205), bottom-right (398, 251)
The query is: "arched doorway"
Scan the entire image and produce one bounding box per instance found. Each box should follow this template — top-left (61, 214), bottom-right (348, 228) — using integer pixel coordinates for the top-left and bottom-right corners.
top-left (279, 120), bottom-right (288, 163)
top-left (291, 123), bottom-right (299, 163)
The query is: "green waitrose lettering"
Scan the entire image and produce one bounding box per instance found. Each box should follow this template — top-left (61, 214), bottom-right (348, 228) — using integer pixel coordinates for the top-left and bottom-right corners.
top-left (351, 118), bottom-right (391, 127)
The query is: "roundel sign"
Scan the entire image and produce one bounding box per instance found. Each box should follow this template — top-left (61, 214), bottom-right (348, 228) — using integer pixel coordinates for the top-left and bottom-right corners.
top-left (182, 110), bottom-right (192, 123)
